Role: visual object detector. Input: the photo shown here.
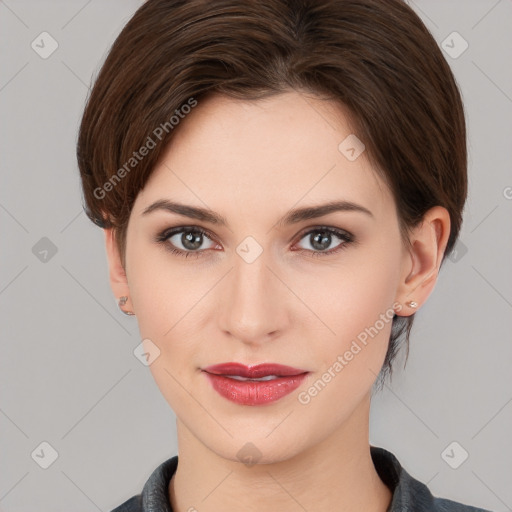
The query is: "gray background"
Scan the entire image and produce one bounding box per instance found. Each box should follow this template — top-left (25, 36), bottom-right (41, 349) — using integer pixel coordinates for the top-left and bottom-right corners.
top-left (1, 0), bottom-right (511, 510)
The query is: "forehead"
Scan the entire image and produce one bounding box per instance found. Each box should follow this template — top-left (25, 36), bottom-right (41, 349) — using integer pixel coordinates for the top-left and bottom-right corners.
top-left (135, 90), bottom-right (393, 223)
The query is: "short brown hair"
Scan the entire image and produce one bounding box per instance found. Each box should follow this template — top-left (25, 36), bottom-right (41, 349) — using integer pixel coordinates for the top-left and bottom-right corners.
top-left (76, 0), bottom-right (467, 391)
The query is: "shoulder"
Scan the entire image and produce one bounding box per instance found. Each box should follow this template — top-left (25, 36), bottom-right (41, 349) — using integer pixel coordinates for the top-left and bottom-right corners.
top-left (403, 473), bottom-right (493, 512)
top-left (110, 494), bottom-right (142, 512)
top-left (109, 456), bottom-right (179, 512)
top-left (370, 446), bottom-right (494, 512)
top-left (430, 495), bottom-right (494, 512)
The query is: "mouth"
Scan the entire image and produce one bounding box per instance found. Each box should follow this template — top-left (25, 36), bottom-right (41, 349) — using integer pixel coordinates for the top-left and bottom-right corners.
top-left (201, 362), bottom-right (310, 405)
top-left (201, 362), bottom-right (309, 380)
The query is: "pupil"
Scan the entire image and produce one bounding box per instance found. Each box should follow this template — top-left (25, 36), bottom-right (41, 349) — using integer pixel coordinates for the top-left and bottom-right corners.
top-left (311, 231), bottom-right (331, 251)
top-left (182, 231), bottom-right (202, 250)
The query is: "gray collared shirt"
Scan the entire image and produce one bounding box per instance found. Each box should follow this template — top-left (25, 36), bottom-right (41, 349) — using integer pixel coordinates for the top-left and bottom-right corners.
top-left (111, 446), bottom-right (493, 511)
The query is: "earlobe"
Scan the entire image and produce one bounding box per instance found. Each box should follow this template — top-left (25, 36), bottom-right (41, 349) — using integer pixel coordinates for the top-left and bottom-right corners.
top-left (395, 206), bottom-right (451, 317)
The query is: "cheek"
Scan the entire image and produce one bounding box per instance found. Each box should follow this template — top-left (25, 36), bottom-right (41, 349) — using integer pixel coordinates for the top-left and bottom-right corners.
top-left (302, 241), bottom-right (401, 377)
top-left (126, 234), bottom-right (190, 334)
top-left (295, 263), bottom-right (398, 417)
top-left (128, 246), bottom-right (203, 408)
top-left (126, 240), bottom-right (213, 382)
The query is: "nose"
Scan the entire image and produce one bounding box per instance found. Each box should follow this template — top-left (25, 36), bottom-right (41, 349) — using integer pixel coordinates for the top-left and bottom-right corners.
top-left (217, 248), bottom-right (291, 347)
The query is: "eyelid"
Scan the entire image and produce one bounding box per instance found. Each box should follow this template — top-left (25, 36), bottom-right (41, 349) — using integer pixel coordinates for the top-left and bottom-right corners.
top-left (294, 224), bottom-right (353, 241)
top-left (155, 225), bottom-right (219, 246)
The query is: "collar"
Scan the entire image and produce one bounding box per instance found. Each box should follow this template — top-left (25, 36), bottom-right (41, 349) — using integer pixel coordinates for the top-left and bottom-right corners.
top-left (112, 445), bottom-right (490, 511)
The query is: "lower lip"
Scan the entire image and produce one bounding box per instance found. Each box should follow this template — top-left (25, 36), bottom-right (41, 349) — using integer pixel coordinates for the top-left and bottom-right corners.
top-left (203, 372), bottom-right (309, 406)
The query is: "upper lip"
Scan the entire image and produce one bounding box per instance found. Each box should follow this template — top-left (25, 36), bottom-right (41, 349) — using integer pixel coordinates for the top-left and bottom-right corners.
top-left (202, 362), bottom-right (309, 378)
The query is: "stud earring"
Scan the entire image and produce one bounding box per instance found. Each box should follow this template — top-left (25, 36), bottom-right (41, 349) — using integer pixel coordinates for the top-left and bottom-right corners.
top-left (405, 300), bottom-right (418, 309)
top-left (118, 296), bottom-right (135, 316)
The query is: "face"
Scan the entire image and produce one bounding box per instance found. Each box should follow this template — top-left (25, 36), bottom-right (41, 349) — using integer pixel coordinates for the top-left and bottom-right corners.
top-left (122, 90), bottom-right (409, 463)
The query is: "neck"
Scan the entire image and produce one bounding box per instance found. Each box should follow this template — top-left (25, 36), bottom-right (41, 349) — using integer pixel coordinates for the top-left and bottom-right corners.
top-left (169, 393), bottom-right (392, 512)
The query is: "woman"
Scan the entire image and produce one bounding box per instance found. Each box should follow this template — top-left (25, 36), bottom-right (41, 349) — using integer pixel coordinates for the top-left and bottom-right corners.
top-left (76, 0), bottom-right (493, 510)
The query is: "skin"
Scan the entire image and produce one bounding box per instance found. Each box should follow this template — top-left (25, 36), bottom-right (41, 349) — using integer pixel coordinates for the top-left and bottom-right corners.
top-left (104, 90), bottom-right (450, 512)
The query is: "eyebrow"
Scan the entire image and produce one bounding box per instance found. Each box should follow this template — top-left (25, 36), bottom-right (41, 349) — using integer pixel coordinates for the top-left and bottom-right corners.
top-left (141, 199), bottom-right (373, 228)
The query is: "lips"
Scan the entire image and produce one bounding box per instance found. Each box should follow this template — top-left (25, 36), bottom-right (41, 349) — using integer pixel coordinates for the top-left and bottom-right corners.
top-left (202, 362), bottom-right (308, 379)
top-left (201, 362), bottom-right (310, 405)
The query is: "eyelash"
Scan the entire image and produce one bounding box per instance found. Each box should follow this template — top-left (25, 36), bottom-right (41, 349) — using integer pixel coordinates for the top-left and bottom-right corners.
top-left (155, 225), bottom-right (355, 260)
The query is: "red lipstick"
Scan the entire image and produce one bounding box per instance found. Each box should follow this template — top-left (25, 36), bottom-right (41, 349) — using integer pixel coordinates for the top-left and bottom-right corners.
top-left (202, 362), bottom-right (309, 406)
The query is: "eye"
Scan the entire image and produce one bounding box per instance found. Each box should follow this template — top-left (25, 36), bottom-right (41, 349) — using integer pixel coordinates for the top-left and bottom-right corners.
top-left (155, 226), bottom-right (218, 258)
top-left (293, 226), bottom-right (354, 257)
top-left (155, 225), bottom-right (355, 259)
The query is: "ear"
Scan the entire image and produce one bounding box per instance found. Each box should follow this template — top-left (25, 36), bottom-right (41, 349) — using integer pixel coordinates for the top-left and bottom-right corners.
top-left (104, 228), bottom-right (132, 313)
top-left (394, 206), bottom-right (451, 317)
